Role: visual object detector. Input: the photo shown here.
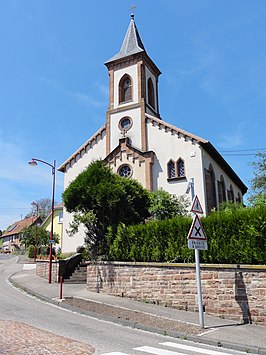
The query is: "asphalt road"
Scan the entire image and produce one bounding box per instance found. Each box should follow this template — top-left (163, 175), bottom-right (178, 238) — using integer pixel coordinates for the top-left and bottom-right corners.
top-left (0, 255), bottom-right (258, 355)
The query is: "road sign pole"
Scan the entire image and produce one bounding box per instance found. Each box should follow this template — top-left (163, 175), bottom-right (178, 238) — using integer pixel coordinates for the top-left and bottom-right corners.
top-left (190, 179), bottom-right (204, 329)
top-left (195, 248), bottom-right (204, 328)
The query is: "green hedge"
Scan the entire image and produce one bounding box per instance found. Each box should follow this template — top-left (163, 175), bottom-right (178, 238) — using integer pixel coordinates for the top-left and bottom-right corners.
top-left (109, 205), bottom-right (266, 264)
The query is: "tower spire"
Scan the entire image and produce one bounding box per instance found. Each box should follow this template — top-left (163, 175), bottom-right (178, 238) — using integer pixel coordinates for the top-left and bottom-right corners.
top-left (105, 15), bottom-right (145, 64)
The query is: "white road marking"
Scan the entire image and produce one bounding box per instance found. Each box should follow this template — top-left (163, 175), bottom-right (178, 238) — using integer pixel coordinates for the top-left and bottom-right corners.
top-left (160, 341), bottom-right (254, 355)
top-left (133, 346), bottom-right (184, 355)
top-left (23, 264), bottom-right (36, 270)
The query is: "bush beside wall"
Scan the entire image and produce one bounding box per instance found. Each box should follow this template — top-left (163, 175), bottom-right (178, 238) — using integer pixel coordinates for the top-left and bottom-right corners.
top-left (109, 206), bottom-right (266, 264)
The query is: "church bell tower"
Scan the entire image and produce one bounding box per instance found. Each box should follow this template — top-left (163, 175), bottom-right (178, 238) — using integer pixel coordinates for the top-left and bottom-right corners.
top-left (105, 15), bottom-right (161, 155)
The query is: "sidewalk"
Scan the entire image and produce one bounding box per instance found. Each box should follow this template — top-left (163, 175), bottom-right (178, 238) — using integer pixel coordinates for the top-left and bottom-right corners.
top-left (10, 265), bottom-right (266, 355)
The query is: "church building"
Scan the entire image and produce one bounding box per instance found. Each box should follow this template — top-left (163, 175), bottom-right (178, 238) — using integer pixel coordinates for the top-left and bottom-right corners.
top-left (58, 15), bottom-right (247, 253)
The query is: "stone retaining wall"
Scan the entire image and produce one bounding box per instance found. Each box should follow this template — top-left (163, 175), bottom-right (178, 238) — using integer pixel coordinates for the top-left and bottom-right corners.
top-left (87, 262), bottom-right (266, 325)
top-left (36, 260), bottom-right (59, 283)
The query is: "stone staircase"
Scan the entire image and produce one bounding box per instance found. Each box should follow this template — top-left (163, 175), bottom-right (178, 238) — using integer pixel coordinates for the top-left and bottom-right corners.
top-left (63, 263), bottom-right (87, 284)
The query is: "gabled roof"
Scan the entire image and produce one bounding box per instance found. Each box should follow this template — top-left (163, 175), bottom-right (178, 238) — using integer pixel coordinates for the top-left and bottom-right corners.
top-left (146, 113), bottom-right (248, 194)
top-left (1, 217), bottom-right (39, 238)
top-left (58, 125), bottom-right (106, 172)
top-left (41, 203), bottom-right (63, 228)
top-left (104, 137), bottom-right (154, 164)
top-left (105, 15), bottom-right (145, 64)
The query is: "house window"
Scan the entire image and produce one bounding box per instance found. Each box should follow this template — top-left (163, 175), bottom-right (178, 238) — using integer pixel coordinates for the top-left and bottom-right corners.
top-left (118, 164), bottom-right (132, 178)
top-left (148, 78), bottom-right (155, 108)
top-left (58, 212), bottom-right (63, 224)
top-left (119, 75), bottom-right (132, 103)
top-left (167, 158), bottom-right (186, 179)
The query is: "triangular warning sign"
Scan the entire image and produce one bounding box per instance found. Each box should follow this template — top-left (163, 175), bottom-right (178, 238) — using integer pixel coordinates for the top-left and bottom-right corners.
top-left (190, 195), bottom-right (203, 214)
top-left (187, 214), bottom-right (207, 240)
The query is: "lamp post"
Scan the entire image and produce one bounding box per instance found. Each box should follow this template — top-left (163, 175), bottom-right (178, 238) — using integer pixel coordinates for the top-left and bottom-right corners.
top-left (28, 158), bottom-right (56, 284)
top-left (31, 201), bottom-right (39, 262)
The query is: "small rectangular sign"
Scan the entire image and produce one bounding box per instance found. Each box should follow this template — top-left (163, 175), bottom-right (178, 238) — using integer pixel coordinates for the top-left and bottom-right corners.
top-left (188, 239), bottom-right (208, 250)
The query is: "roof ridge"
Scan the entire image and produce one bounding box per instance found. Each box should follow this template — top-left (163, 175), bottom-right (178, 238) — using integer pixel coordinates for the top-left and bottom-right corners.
top-left (145, 113), bottom-right (208, 143)
top-left (58, 124), bottom-right (106, 172)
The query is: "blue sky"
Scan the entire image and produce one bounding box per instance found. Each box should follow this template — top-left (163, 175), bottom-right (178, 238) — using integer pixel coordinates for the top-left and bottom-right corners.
top-left (1, 0), bottom-right (266, 230)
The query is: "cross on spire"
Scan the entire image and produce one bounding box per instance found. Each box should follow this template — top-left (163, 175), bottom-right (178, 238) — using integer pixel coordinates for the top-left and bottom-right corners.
top-left (129, 4), bottom-right (136, 18)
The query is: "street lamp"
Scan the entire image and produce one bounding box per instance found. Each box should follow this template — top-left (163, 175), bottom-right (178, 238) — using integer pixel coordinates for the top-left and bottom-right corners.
top-left (31, 201), bottom-right (39, 262)
top-left (28, 158), bottom-right (56, 284)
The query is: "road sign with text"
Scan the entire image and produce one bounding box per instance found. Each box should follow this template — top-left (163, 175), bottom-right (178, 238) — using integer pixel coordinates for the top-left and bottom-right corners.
top-left (187, 214), bottom-right (208, 250)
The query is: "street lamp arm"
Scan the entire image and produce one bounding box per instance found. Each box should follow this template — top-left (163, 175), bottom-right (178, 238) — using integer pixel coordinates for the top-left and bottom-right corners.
top-left (28, 158), bottom-right (56, 174)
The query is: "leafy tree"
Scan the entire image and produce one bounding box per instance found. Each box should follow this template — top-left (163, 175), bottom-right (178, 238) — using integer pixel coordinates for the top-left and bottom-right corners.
top-left (20, 226), bottom-right (59, 254)
top-left (62, 160), bottom-right (151, 257)
top-left (148, 188), bottom-right (189, 220)
top-left (248, 152), bottom-right (266, 207)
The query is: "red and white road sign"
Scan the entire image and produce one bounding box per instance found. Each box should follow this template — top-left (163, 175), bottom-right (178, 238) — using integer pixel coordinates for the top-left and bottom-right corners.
top-left (188, 214), bottom-right (207, 240)
top-left (187, 214), bottom-right (208, 250)
top-left (190, 195), bottom-right (204, 214)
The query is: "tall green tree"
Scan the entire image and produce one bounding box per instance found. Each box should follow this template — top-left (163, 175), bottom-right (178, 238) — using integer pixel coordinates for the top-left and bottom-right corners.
top-left (149, 188), bottom-right (189, 220)
top-left (62, 160), bottom-right (151, 257)
top-left (248, 152), bottom-right (266, 207)
top-left (20, 226), bottom-right (59, 253)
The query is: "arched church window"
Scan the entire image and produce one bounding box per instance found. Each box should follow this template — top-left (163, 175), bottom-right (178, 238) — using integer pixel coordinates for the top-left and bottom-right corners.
top-left (218, 175), bottom-right (226, 205)
top-left (205, 164), bottom-right (217, 214)
top-left (119, 75), bottom-right (132, 103)
top-left (148, 78), bottom-right (155, 108)
top-left (228, 184), bottom-right (234, 202)
top-left (167, 160), bottom-right (176, 179)
top-left (177, 158), bottom-right (185, 177)
top-left (236, 192), bottom-right (242, 203)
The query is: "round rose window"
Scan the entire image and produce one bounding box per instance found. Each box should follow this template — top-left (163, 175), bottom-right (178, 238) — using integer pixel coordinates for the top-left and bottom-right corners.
top-left (118, 164), bottom-right (132, 178)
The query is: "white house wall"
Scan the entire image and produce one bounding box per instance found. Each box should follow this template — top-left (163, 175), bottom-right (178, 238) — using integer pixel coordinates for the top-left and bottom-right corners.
top-left (62, 133), bottom-right (107, 253)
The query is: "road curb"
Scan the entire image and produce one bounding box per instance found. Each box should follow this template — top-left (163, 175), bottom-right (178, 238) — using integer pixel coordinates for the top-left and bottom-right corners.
top-left (8, 273), bottom-right (266, 355)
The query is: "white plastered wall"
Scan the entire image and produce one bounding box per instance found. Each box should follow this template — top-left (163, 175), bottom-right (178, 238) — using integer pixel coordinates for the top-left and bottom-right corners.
top-left (110, 107), bottom-right (142, 152)
top-left (61, 134), bottom-right (107, 253)
top-left (146, 121), bottom-right (206, 212)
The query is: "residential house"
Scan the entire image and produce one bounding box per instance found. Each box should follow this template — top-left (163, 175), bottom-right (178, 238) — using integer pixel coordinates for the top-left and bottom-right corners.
top-left (41, 203), bottom-right (63, 250)
top-left (1, 216), bottom-right (41, 252)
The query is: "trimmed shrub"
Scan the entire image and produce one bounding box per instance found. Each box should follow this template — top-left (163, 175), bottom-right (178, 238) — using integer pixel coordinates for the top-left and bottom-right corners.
top-left (109, 205), bottom-right (266, 264)
top-left (28, 245), bottom-right (34, 259)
